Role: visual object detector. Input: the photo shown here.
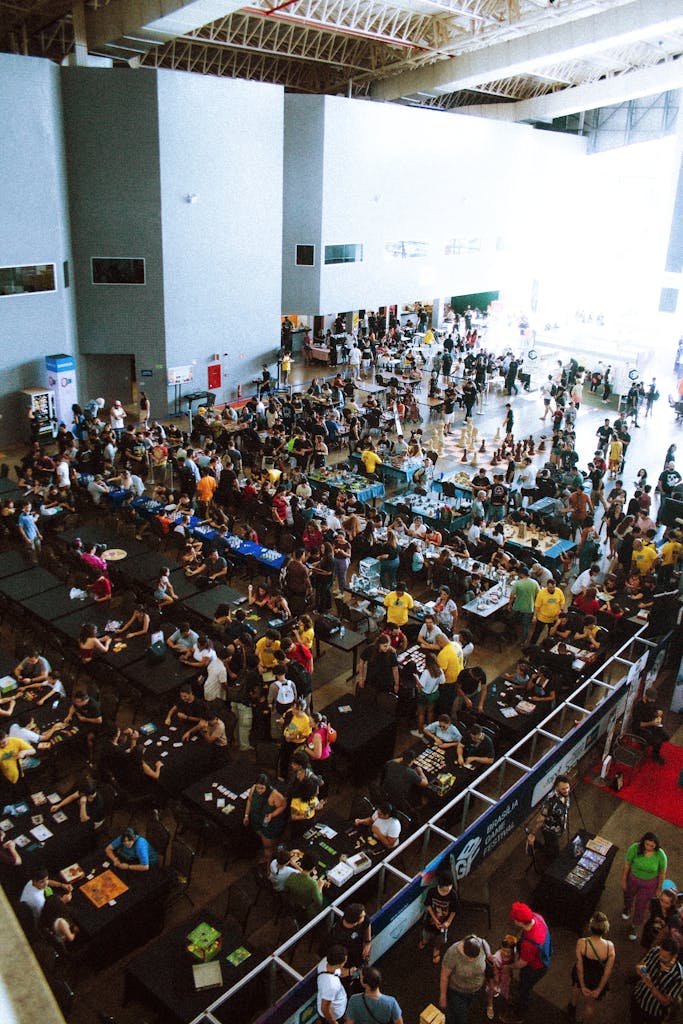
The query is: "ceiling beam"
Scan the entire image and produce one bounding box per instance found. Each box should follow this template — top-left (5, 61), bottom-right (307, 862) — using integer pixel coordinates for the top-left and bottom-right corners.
top-left (458, 57), bottom-right (683, 122)
top-left (370, 0), bottom-right (683, 100)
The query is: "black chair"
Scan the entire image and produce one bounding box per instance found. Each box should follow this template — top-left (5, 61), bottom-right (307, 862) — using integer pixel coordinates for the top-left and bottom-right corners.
top-left (223, 885), bottom-right (254, 935)
top-left (167, 837), bottom-right (196, 907)
top-left (146, 810), bottom-right (172, 865)
top-left (453, 875), bottom-right (492, 930)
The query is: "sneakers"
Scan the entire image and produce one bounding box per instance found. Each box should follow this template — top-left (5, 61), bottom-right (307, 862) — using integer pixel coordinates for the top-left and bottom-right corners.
top-left (629, 928), bottom-right (638, 941)
top-left (621, 911), bottom-right (630, 920)
top-left (487, 1008), bottom-right (494, 1020)
top-left (410, 729), bottom-right (423, 738)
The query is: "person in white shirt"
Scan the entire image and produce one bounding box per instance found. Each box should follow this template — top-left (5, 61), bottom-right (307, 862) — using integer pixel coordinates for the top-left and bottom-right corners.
top-left (296, 479), bottom-right (312, 499)
top-left (354, 804), bottom-right (401, 850)
top-left (55, 457), bottom-right (71, 491)
top-left (570, 563), bottom-right (601, 597)
top-left (408, 516), bottom-right (428, 539)
top-left (9, 712), bottom-right (64, 745)
top-left (317, 946), bottom-right (349, 1024)
top-left (109, 400), bottom-right (126, 437)
top-left (467, 519), bottom-right (482, 547)
top-left (21, 866), bottom-right (72, 920)
top-left (326, 510), bottom-right (342, 533)
top-left (87, 475), bottom-right (110, 505)
top-left (269, 846), bottom-right (301, 892)
top-left (203, 655), bottom-right (227, 702)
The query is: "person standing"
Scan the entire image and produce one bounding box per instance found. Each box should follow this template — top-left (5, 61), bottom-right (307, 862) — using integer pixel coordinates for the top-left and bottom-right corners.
top-left (345, 966), bottom-right (403, 1024)
top-left (630, 938), bottom-right (682, 1024)
top-left (507, 566), bottom-right (539, 644)
top-left (502, 903), bottom-right (552, 1023)
top-left (529, 579), bottom-right (565, 645)
top-left (568, 912), bottom-right (615, 1023)
top-left (440, 933), bottom-right (491, 1024)
top-left (622, 832), bottom-right (668, 942)
top-left (317, 945), bottom-right (349, 1024)
top-left (526, 774), bottom-right (571, 860)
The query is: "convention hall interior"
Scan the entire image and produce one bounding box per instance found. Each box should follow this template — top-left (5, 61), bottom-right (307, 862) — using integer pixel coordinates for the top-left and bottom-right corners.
top-left (1, 2), bottom-right (683, 1024)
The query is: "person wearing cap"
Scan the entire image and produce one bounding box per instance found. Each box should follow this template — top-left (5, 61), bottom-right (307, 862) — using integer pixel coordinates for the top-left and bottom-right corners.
top-left (503, 902), bottom-right (552, 1022)
top-left (109, 399), bottom-right (126, 439)
top-left (105, 826), bottom-right (158, 871)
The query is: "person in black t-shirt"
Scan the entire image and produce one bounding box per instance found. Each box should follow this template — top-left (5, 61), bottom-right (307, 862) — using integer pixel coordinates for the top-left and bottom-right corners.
top-left (327, 903), bottom-right (373, 985)
top-left (358, 636), bottom-right (399, 694)
top-left (632, 689), bottom-right (670, 763)
top-left (419, 873), bottom-right (458, 964)
top-left (63, 690), bottom-right (103, 764)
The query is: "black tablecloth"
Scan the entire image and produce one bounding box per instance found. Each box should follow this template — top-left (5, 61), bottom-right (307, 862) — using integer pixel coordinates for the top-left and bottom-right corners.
top-left (531, 831), bottom-right (619, 933)
top-left (180, 585), bottom-right (246, 624)
top-left (59, 526), bottom-right (148, 558)
top-left (322, 695), bottom-right (397, 784)
top-left (120, 650), bottom-right (200, 699)
top-left (20, 587), bottom-right (97, 623)
top-left (0, 550), bottom-right (33, 579)
top-left (115, 550), bottom-right (176, 584)
top-left (0, 797), bottom-right (97, 874)
top-left (0, 567), bottom-right (63, 601)
top-left (125, 911), bottom-right (265, 1024)
top-left (182, 763), bottom-right (258, 833)
top-left (481, 678), bottom-right (543, 737)
top-left (67, 850), bottom-right (170, 961)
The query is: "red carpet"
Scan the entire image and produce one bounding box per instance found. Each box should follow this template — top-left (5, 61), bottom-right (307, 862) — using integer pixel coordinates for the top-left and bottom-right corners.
top-left (585, 742), bottom-right (683, 828)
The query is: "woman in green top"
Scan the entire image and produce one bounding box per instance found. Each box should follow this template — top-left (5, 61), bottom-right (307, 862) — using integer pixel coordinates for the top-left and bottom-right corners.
top-left (243, 774), bottom-right (287, 863)
top-left (622, 831), bottom-right (667, 941)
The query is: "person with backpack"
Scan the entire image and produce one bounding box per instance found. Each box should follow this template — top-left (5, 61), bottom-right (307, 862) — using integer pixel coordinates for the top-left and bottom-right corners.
top-left (267, 664), bottom-right (297, 739)
top-left (503, 902), bottom-right (553, 1022)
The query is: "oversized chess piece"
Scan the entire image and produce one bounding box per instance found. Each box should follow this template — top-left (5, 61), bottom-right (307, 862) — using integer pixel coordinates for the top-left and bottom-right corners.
top-left (522, 438), bottom-right (528, 453)
top-left (538, 438), bottom-right (546, 452)
top-left (515, 442), bottom-right (522, 461)
top-left (490, 449), bottom-right (500, 467)
top-left (493, 427), bottom-right (501, 443)
top-left (461, 448), bottom-right (469, 463)
top-left (470, 449), bottom-right (478, 467)
top-left (479, 439), bottom-right (486, 453)
top-left (528, 436), bottom-right (535, 455)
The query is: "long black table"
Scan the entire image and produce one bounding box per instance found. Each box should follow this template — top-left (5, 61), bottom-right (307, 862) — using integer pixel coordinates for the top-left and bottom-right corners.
top-left (66, 849), bottom-right (170, 963)
top-left (119, 649), bottom-right (200, 701)
top-left (480, 677), bottom-right (544, 738)
top-left (321, 694), bottom-right (397, 785)
top-left (20, 586), bottom-right (97, 624)
top-left (0, 550), bottom-right (34, 579)
top-left (125, 911), bottom-right (265, 1024)
top-left (531, 830), bottom-right (619, 933)
top-left (0, 567), bottom-right (64, 602)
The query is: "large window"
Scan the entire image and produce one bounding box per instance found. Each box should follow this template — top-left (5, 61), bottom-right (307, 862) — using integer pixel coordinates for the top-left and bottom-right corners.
top-left (444, 237), bottom-right (481, 256)
top-left (92, 257), bottom-right (145, 285)
top-left (295, 244), bottom-right (315, 267)
top-left (384, 241), bottom-right (429, 260)
top-left (324, 243), bottom-right (363, 265)
top-left (0, 264), bottom-right (56, 297)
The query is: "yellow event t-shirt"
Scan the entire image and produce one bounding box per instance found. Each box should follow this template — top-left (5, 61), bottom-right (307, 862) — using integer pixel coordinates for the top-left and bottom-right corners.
top-left (534, 587), bottom-right (565, 623)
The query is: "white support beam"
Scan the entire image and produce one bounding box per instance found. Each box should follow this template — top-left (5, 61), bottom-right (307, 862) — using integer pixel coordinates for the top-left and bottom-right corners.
top-left (85, 0), bottom-right (244, 52)
top-left (458, 58), bottom-right (683, 123)
top-left (370, 0), bottom-right (683, 101)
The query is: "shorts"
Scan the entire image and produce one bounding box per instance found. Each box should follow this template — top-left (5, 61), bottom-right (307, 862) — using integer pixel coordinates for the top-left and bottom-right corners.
top-left (444, 411), bottom-right (455, 424)
top-left (417, 690), bottom-right (440, 705)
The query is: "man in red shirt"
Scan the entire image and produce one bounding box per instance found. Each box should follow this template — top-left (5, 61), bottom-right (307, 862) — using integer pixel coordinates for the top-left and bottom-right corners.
top-left (502, 902), bottom-right (552, 1022)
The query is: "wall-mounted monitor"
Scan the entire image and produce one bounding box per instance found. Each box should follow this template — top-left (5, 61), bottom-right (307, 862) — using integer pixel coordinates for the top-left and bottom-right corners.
top-left (92, 257), bottom-right (145, 285)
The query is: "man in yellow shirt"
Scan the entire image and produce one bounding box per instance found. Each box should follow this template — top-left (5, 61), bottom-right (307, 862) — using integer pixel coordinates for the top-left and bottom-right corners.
top-left (360, 448), bottom-right (382, 476)
top-left (0, 730), bottom-right (35, 785)
top-left (384, 583), bottom-right (414, 627)
top-left (255, 629), bottom-right (281, 675)
top-left (631, 539), bottom-right (658, 577)
top-left (435, 634), bottom-right (464, 716)
top-left (530, 579), bottom-right (565, 644)
top-left (658, 531), bottom-right (682, 583)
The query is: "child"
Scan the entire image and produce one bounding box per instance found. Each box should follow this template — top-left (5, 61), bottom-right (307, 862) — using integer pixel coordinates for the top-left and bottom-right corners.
top-left (486, 935), bottom-right (517, 1020)
top-left (503, 659), bottom-right (531, 689)
top-left (418, 871), bottom-right (458, 964)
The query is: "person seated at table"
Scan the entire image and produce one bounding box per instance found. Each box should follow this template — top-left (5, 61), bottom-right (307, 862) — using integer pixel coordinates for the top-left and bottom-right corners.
top-left (354, 802), bottom-right (401, 850)
top-left (424, 525), bottom-right (442, 547)
top-left (548, 611), bottom-right (573, 641)
top-left (502, 659), bottom-right (532, 689)
top-left (573, 585), bottom-right (601, 617)
top-left (9, 711), bottom-right (66, 750)
top-left (50, 776), bottom-right (105, 828)
top-left (116, 604), bottom-right (150, 638)
top-left (524, 666), bottom-right (557, 709)
top-left (187, 547), bottom-right (228, 584)
top-left (106, 826), bottom-right (158, 872)
top-left (382, 622), bottom-right (408, 653)
top-left (179, 539), bottom-right (203, 571)
top-left (284, 849), bottom-right (325, 918)
top-left (463, 572), bottom-right (484, 606)
top-left (196, 709), bottom-right (227, 747)
top-left (80, 542), bottom-right (108, 578)
top-left (63, 689), bottom-right (102, 763)
top-left (249, 582), bottom-right (272, 610)
top-left (0, 827), bottom-right (21, 870)
top-left (383, 750), bottom-right (429, 810)
top-left (180, 634), bottom-right (216, 670)
top-left (167, 621), bottom-right (199, 655)
top-left (14, 651), bottom-right (51, 687)
top-left (78, 622), bottom-right (111, 663)
top-left (288, 751), bottom-right (324, 841)
top-left (269, 844), bottom-right (302, 892)
top-left (153, 566), bottom-right (177, 608)
top-left (407, 515), bottom-right (428, 540)
top-left (165, 683), bottom-right (210, 738)
top-left (20, 865), bottom-right (72, 920)
top-left (418, 614), bottom-right (446, 653)
top-left (432, 585), bottom-right (458, 635)
top-left (40, 892), bottom-right (78, 945)
top-left (423, 714), bottom-right (462, 750)
top-left (294, 614), bottom-right (315, 652)
top-left (456, 725), bottom-right (495, 768)
top-left (573, 615), bottom-right (602, 651)
top-left (88, 570), bottom-right (112, 603)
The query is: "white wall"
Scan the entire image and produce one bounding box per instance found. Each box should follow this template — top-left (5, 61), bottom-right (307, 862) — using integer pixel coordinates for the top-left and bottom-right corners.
top-left (157, 71), bottom-right (284, 402)
top-left (0, 54), bottom-right (77, 442)
top-left (283, 94), bottom-right (585, 315)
